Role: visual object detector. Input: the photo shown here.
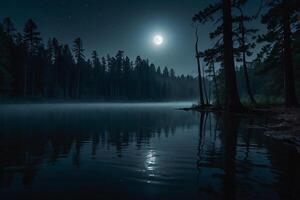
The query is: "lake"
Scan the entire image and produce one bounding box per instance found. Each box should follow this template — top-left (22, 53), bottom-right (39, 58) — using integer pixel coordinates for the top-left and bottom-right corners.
top-left (0, 103), bottom-right (299, 199)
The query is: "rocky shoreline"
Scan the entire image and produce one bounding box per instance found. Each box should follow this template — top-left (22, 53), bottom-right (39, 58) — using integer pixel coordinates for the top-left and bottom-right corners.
top-left (183, 106), bottom-right (300, 153)
top-left (260, 108), bottom-right (300, 153)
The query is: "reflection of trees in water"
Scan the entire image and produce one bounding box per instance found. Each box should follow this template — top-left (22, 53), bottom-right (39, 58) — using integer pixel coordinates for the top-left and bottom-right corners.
top-left (196, 112), bottom-right (238, 199)
top-left (196, 112), bottom-right (300, 199)
top-left (0, 108), bottom-right (299, 197)
top-left (0, 109), bottom-right (197, 188)
top-left (263, 135), bottom-right (300, 199)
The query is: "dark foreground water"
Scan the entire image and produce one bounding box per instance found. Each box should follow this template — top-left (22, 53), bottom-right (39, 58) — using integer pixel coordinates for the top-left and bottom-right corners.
top-left (0, 103), bottom-right (299, 200)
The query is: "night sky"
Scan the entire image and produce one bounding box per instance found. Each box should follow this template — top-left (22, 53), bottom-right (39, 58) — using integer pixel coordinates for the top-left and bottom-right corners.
top-left (0, 0), bottom-right (260, 75)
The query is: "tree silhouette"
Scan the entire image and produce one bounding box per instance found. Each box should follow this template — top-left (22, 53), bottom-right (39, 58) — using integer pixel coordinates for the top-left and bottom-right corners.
top-left (233, 3), bottom-right (258, 105)
top-left (202, 49), bottom-right (220, 105)
top-left (0, 25), bottom-right (13, 96)
top-left (2, 17), bottom-right (15, 37)
top-left (23, 19), bottom-right (41, 55)
top-left (194, 27), bottom-right (205, 106)
top-left (222, 0), bottom-right (243, 111)
top-left (23, 19), bottom-right (42, 96)
top-left (259, 0), bottom-right (299, 107)
top-left (73, 37), bottom-right (85, 99)
top-left (0, 17), bottom-right (198, 101)
top-left (193, 0), bottom-right (243, 112)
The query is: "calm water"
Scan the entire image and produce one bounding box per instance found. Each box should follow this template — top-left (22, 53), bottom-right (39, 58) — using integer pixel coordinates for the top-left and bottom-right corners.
top-left (0, 103), bottom-right (299, 200)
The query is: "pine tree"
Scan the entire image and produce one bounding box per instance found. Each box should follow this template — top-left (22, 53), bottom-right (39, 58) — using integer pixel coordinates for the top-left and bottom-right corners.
top-left (2, 17), bottom-right (15, 37)
top-left (259, 0), bottom-right (299, 107)
top-left (73, 37), bottom-right (85, 99)
top-left (0, 25), bottom-right (13, 96)
top-left (202, 49), bottom-right (220, 105)
top-left (222, 0), bottom-right (243, 111)
top-left (0, 18), bottom-right (199, 101)
top-left (233, 4), bottom-right (258, 105)
top-left (23, 19), bottom-right (42, 96)
top-left (61, 45), bottom-right (74, 98)
top-left (23, 19), bottom-right (41, 55)
top-left (193, 0), bottom-right (244, 112)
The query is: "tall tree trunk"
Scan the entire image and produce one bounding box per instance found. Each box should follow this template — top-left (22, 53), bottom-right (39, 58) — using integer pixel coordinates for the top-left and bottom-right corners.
top-left (283, 5), bottom-right (298, 107)
top-left (240, 21), bottom-right (256, 105)
top-left (207, 74), bottom-right (211, 104)
top-left (222, 0), bottom-right (243, 112)
top-left (212, 61), bottom-right (220, 105)
top-left (195, 28), bottom-right (205, 106)
top-left (202, 65), bottom-right (209, 105)
top-left (242, 52), bottom-right (256, 105)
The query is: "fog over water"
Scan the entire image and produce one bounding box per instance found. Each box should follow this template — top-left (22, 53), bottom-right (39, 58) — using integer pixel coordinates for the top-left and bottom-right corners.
top-left (0, 102), bottom-right (299, 199)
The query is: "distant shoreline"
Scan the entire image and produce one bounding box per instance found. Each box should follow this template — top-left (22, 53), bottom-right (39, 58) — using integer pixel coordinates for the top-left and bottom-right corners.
top-left (0, 100), bottom-right (197, 106)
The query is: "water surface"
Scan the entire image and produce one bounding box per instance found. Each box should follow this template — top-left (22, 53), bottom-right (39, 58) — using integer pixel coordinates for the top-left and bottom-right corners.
top-left (0, 103), bottom-right (299, 199)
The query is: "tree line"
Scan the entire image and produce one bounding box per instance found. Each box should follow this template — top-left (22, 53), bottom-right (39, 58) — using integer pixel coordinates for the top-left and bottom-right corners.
top-left (193, 0), bottom-right (299, 112)
top-left (0, 18), bottom-right (198, 101)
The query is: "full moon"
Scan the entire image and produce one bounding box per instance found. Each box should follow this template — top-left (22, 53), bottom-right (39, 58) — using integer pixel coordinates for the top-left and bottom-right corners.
top-left (153, 35), bottom-right (164, 46)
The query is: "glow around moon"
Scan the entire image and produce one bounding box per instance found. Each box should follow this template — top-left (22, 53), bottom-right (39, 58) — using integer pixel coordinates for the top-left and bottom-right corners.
top-left (153, 35), bottom-right (164, 46)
